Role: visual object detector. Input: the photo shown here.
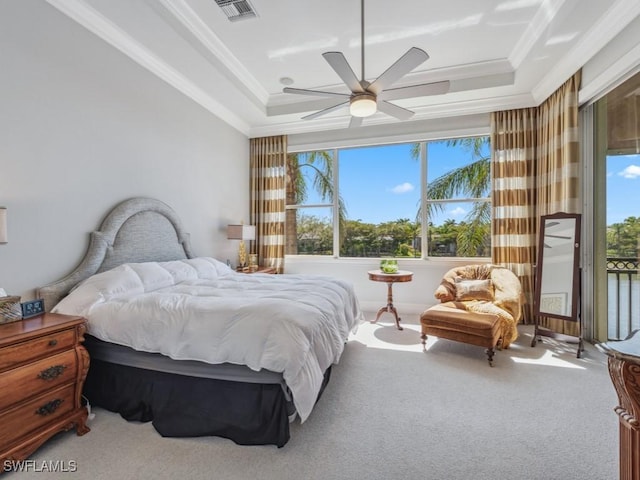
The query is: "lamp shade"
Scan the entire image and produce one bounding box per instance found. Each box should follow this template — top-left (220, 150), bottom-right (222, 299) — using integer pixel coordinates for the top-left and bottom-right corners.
top-left (227, 224), bottom-right (255, 241)
top-left (0, 207), bottom-right (6, 244)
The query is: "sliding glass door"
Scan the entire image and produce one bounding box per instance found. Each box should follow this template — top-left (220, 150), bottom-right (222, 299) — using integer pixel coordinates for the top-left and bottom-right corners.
top-left (593, 71), bottom-right (640, 340)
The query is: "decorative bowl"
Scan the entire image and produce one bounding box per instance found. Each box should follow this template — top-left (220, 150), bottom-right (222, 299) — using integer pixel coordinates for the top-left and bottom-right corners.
top-left (380, 259), bottom-right (398, 274)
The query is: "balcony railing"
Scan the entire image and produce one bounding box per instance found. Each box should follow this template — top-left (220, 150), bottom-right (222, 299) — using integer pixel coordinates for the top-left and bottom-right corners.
top-left (608, 257), bottom-right (639, 340)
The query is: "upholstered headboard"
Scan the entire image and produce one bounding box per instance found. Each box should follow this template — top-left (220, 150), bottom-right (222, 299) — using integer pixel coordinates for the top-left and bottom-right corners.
top-left (38, 197), bottom-right (195, 311)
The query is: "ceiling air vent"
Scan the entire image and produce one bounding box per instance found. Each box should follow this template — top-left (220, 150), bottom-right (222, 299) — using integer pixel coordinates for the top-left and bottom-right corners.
top-left (214, 0), bottom-right (257, 21)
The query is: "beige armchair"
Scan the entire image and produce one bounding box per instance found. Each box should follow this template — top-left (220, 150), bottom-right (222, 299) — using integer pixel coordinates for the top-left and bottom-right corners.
top-left (420, 264), bottom-right (524, 366)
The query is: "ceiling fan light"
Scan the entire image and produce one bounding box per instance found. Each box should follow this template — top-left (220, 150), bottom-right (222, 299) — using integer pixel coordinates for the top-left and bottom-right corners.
top-left (350, 96), bottom-right (377, 117)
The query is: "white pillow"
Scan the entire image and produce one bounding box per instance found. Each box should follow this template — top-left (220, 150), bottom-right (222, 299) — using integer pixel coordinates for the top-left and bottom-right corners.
top-left (182, 257), bottom-right (222, 280)
top-left (53, 264), bottom-right (144, 316)
top-left (454, 278), bottom-right (494, 302)
top-left (128, 262), bottom-right (175, 292)
top-left (158, 259), bottom-right (199, 283)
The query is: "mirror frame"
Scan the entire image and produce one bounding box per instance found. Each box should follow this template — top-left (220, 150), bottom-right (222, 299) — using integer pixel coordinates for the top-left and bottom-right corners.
top-left (534, 212), bottom-right (582, 322)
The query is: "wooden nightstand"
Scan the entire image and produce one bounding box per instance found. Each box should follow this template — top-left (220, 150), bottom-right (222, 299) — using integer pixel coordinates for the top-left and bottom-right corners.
top-left (237, 266), bottom-right (277, 274)
top-left (0, 313), bottom-right (90, 466)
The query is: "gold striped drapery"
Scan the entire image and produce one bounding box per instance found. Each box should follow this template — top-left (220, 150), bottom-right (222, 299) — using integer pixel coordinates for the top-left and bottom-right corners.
top-left (536, 71), bottom-right (582, 217)
top-left (491, 107), bottom-right (538, 323)
top-left (535, 71), bottom-right (581, 336)
top-left (490, 72), bottom-right (581, 328)
top-left (250, 135), bottom-right (287, 273)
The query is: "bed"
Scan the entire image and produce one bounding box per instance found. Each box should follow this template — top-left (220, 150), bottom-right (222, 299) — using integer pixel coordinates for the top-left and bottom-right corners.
top-left (37, 197), bottom-right (363, 447)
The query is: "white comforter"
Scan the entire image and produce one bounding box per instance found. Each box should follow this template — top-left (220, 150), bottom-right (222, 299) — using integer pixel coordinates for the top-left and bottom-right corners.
top-left (52, 257), bottom-right (363, 422)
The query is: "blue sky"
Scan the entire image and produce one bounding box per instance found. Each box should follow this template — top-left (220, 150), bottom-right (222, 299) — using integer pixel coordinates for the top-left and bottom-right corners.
top-left (302, 140), bottom-right (488, 225)
top-left (607, 154), bottom-right (640, 224)
top-left (300, 144), bottom-right (638, 227)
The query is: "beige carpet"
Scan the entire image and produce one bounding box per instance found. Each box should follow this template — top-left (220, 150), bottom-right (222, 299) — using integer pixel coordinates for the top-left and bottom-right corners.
top-left (14, 313), bottom-right (618, 480)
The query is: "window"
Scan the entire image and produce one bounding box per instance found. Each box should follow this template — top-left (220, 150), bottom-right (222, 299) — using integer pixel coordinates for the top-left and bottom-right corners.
top-left (286, 136), bottom-right (491, 258)
top-left (285, 151), bottom-right (335, 255)
top-left (425, 138), bottom-right (491, 257)
top-left (339, 143), bottom-right (421, 258)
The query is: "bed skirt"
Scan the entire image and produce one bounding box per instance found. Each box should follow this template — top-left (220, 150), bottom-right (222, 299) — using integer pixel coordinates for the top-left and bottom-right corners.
top-left (83, 359), bottom-right (331, 447)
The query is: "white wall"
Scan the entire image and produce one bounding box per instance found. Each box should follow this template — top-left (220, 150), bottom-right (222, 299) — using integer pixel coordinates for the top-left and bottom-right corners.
top-left (285, 257), bottom-right (487, 315)
top-left (0, 1), bottom-right (249, 300)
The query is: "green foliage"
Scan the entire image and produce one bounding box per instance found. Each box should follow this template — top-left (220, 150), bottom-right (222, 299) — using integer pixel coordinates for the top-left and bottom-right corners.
top-left (395, 243), bottom-right (415, 257)
top-left (607, 216), bottom-right (640, 257)
top-left (295, 215), bottom-right (488, 258)
top-left (295, 214), bottom-right (333, 255)
top-left (339, 217), bottom-right (419, 257)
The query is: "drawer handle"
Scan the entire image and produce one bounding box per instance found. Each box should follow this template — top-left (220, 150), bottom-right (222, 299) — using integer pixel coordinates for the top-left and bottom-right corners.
top-left (38, 364), bottom-right (67, 381)
top-left (48, 339), bottom-right (58, 347)
top-left (35, 398), bottom-right (63, 416)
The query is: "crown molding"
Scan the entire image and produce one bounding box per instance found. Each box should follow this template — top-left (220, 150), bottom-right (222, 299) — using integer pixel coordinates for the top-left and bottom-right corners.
top-left (45, 0), bottom-right (251, 135)
top-left (532, 0), bottom-right (640, 103)
top-left (508, 0), bottom-right (570, 70)
top-left (155, 0), bottom-right (269, 105)
top-left (578, 44), bottom-right (640, 105)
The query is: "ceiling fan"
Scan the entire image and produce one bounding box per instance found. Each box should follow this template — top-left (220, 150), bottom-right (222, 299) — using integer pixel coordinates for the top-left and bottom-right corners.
top-left (282, 0), bottom-right (450, 127)
top-left (544, 224), bottom-right (571, 248)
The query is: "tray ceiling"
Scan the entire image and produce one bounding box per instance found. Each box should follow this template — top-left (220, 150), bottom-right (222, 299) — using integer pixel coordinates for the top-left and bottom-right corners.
top-left (45, 0), bottom-right (640, 136)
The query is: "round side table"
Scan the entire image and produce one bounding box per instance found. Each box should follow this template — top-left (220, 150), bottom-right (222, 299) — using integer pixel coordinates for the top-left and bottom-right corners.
top-left (367, 270), bottom-right (413, 330)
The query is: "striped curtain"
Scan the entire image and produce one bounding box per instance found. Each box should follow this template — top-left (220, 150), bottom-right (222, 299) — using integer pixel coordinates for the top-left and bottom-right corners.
top-left (490, 72), bottom-right (581, 328)
top-left (535, 71), bottom-right (582, 335)
top-left (250, 135), bottom-right (287, 273)
top-left (491, 108), bottom-right (538, 323)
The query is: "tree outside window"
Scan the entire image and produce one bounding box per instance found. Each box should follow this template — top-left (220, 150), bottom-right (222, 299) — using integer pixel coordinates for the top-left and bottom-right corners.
top-left (286, 136), bottom-right (491, 258)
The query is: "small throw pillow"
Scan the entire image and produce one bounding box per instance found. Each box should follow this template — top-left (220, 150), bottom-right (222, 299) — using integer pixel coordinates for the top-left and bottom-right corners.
top-left (454, 278), bottom-right (494, 302)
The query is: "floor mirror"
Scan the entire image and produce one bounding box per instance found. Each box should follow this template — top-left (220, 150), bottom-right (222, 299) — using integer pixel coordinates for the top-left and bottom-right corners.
top-left (531, 212), bottom-right (583, 357)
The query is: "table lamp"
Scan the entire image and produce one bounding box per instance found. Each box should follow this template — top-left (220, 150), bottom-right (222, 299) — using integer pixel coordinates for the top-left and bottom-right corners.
top-left (227, 224), bottom-right (255, 269)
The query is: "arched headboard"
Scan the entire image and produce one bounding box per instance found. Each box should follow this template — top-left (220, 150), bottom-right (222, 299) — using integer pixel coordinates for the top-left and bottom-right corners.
top-left (38, 197), bottom-right (195, 311)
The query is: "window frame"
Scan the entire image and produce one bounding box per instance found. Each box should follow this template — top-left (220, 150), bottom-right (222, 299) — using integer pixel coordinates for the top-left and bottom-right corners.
top-left (286, 135), bottom-right (491, 260)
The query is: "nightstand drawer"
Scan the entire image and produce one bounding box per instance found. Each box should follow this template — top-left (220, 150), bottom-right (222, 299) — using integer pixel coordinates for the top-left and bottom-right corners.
top-left (0, 384), bottom-right (75, 448)
top-left (0, 350), bottom-right (78, 411)
top-left (0, 329), bottom-right (76, 372)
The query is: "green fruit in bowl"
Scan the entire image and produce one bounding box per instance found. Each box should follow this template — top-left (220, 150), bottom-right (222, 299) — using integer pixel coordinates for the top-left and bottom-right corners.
top-left (380, 259), bottom-right (398, 273)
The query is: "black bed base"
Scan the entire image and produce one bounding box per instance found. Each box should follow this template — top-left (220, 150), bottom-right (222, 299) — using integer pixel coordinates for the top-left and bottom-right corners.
top-left (83, 360), bottom-right (331, 448)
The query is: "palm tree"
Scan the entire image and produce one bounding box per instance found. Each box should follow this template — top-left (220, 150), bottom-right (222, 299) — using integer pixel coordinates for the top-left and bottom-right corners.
top-left (286, 151), bottom-right (347, 254)
top-left (412, 137), bottom-right (491, 256)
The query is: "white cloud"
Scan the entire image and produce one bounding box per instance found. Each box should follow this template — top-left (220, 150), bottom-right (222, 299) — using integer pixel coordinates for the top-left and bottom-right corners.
top-left (449, 206), bottom-right (466, 216)
top-left (390, 182), bottom-right (414, 194)
top-left (619, 165), bottom-right (640, 179)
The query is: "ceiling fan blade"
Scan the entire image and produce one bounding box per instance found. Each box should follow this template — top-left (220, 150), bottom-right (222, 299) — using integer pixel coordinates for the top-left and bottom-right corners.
top-left (301, 100), bottom-right (349, 120)
top-left (349, 116), bottom-right (363, 128)
top-left (323, 52), bottom-right (365, 93)
top-left (379, 81), bottom-right (450, 101)
top-left (377, 100), bottom-right (415, 121)
top-left (545, 234), bottom-right (571, 239)
top-left (368, 47), bottom-right (430, 94)
top-left (282, 87), bottom-right (350, 99)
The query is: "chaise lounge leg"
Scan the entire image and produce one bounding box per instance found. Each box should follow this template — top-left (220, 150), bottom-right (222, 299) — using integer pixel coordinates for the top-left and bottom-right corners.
top-left (485, 347), bottom-right (495, 367)
top-left (421, 333), bottom-right (427, 345)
